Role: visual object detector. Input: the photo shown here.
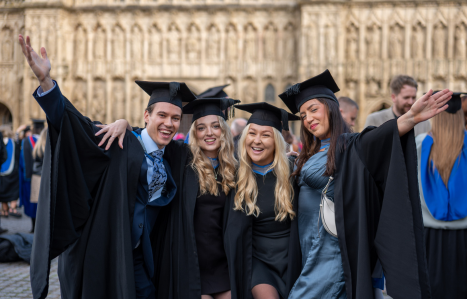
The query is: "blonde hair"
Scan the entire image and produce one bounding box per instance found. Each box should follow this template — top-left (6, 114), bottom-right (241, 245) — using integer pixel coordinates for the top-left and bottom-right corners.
top-left (429, 109), bottom-right (465, 185)
top-left (189, 116), bottom-right (237, 196)
top-left (234, 124), bottom-right (295, 221)
top-left (33, 128), bottom-right (48, 159)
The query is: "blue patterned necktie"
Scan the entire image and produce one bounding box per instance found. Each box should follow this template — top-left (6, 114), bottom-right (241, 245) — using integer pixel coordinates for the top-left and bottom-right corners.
top-left (148, 150), bottom-right (167, 200)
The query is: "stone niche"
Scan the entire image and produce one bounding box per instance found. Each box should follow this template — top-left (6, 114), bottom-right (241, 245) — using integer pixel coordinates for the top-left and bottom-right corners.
top-left (1, 2), bottom-right (467, 133)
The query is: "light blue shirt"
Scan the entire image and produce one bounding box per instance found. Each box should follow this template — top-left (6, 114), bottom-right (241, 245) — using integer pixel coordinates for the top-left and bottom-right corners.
top-left (37, 83), bottom-right (56, 97)
top-left (141, 128), bottom-right (165, 202)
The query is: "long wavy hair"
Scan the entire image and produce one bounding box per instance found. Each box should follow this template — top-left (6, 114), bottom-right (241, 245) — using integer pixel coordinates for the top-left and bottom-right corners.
top-left (430, 109), bottom-right (465, 185)
top-left (33, 128), bottom-right (48, 160)
top-left (292, 98), bottom-right (351, 180)
top-left (189, 116), bottom-right (237, 196)
top-left (234, 124), bottom-right (295, 221)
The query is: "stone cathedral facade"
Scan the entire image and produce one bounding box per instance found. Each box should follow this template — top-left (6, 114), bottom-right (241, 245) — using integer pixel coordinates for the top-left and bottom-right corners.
top-left (0, 0), bottom-right (467, 132)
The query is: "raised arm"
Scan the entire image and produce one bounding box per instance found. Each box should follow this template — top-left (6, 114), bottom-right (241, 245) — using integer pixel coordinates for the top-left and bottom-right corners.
top-left (19, 35), bottom-right (63, 130)
top-left (397, 89), bottom-right (452, 137)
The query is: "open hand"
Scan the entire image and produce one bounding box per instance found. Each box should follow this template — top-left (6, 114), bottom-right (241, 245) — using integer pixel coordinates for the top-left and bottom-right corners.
top-left (410, 89), bottom-right (452, 124)
top-left (95, 119), bottom-right (131, 150)
top-left (19, 35), bottom-right (51, 85)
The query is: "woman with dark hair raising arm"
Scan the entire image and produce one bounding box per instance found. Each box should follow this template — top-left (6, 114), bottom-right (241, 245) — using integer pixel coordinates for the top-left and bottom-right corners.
top-left (278, 70), bottom-right (452, 299)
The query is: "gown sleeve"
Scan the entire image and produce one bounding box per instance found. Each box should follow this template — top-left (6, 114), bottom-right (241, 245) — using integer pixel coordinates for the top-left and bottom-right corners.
top-left (338, 119), bottom-right (430, 299)
top-left (30, 83), bottom-right (114, 298)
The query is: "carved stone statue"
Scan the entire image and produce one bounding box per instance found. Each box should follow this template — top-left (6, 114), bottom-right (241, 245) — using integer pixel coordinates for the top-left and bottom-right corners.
top-left (244, 25), bottom-right (257, 62)
top-left (1, 28), bottom-right (13, 62)
top-left (325, 25), bottom-right (336, 62)
top-left (412, 24), bottom-right (425, 59)
top-left (433, 23), bottom-right (446, 59)
top-left (75, 27), bottom-right (87, 60)
top-left (167, 24), bottom-right (181, 62)
top-left (243, 80), bottom-right (257, 104)
top-left (91, 81), bottom-right (106, 121)
top-left (132, 26), bottom-right (143, 60)
top-left (44, 17), bottom-right (56, 59)
top-left (73, 80), bottom-right (87, 113)
top-left (94, 26), bottom-right (106, 60)
top-left (186, 25), bottom-right (200, 62)
top-left (226, 25), bottom-right (237, 61)
top-left (263, 25), bottom-right (275, 61)
top-left (284, 24), bottom-right (295, 61)
top-left (455, 25), bottom-right (466, 59)
top-left (346, 25), bottom-right (358, 61)
top-left (306, 26), bottom-right (317, 61)
top-left (366, 24), bottom-right (380, 59)
top-left (112, 26), bottom-right (125, 60)
top-left (207, 25), bottom-right (220, 61)
top-left (389, 25), bottom-right (404, 59)
top-left (149, 26), bottom-right (162, 61)
top-left (113, 81), bottom-right (125, 120)
top-left (132, 83), bottom-right (142, 126)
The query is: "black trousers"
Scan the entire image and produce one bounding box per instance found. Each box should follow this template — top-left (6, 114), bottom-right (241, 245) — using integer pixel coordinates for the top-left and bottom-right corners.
top-left (133, 245), bottom-right (156, 299)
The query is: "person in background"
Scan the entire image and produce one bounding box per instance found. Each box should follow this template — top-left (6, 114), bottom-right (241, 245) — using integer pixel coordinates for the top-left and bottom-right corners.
top-left (19, 119), bottom-right (44, 230)
top-left (338, 96), bottom-right (359, 129)
top-left (281, 130), bottom-right (299, 153)
top-left (29, 128), bottom-right (47, 232)
top-left (0, 129), bottom-right (20, 220)
top-left (462, 95), bottom-right (467, 130)
top-left (416, 92), bottom-right (467, 299)
top-left (364, 75), bottom-right (431, 136)
top-left (230, 118), bottom-right (247, 153)
top-left (0, 131), bottom-right (7, 234)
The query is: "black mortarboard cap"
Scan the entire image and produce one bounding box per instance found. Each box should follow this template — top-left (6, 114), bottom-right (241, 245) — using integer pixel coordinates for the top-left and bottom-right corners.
top-left (183, 98), bottom-right (241, 123)
top-left (235, 102), bottom-right (300, 131)
top-left (431, 91), bottom-right (465, 114)
top-left (31, 119), bottom-right (45, 129)
top-left (135, 81), bottom-right (197, 109)
top-left (278, 69), bottom-right (340, 114)
top-left (197, 84), bottom-right (230, 99)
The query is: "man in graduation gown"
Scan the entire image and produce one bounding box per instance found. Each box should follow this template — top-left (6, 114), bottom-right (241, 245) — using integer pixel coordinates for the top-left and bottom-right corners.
top-left (19, 34), bottom-right (195, 299)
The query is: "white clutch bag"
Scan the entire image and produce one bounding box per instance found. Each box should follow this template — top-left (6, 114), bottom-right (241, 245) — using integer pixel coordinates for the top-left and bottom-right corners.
top-left (319, 176), bottom-right (337, 238)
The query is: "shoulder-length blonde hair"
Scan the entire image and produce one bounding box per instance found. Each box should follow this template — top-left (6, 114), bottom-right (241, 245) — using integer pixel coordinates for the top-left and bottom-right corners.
top-left (33, 128), bottom-right (48, 160)
top-left (189, 116), bottom-right (237, 196)
top-left (430, 109), bottom-right (466, 185)
top-left (234, 124), bottom-right (295, 221)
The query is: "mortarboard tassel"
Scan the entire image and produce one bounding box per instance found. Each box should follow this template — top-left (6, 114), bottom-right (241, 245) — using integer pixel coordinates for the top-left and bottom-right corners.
top-left (169, 82), bottom-right (180, 100)
top-left (285, 83), bottom-right (301, 96)
top-left (281, 109), bottom-right (289, 131)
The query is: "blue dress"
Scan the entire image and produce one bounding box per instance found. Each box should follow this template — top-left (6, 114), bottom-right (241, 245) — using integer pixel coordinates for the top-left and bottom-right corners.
top-left (288, 145), bottom-right (347, 299)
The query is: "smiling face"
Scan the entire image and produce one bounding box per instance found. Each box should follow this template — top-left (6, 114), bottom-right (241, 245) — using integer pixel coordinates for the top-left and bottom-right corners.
top-left (245, 123), bottom-right (275, 166)
top-left (392, 85), bottom-right (417, 116)
top-left (300, 99), bottom-right (331, 140)
top-left (194, 115), bottom-right (222, 158)
top-left (144, 102), bottom-right (182, 149)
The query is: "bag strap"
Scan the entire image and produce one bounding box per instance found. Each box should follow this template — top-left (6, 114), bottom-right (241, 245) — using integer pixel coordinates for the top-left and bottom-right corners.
top-left (318, 176), bottom-right (334, 238)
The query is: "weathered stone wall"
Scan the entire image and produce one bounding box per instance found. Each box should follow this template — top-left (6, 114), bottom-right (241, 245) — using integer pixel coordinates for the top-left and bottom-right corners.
top-left (0, 0), bottom-right (466, 132)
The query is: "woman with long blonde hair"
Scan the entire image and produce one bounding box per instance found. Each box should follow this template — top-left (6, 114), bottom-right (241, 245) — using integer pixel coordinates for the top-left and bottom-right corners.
top-left (416, 92), bottom-right (467, 299)
top-left (224, 102), bottom-right (301, 299)
top-left (180, 97), bottom-right (238, 299)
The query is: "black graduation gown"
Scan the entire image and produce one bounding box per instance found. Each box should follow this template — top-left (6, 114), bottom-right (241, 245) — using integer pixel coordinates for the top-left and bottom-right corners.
top-left (224, 169), bottom-right (301, 299)
top-left (153, 154), bottom-right (235, 299)
top-left (0, 138), bottom-right (20, 203)
top-left (30, 94), bottom-right (186, 299)
top-left (334, 119), bottom-right (430, 299)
